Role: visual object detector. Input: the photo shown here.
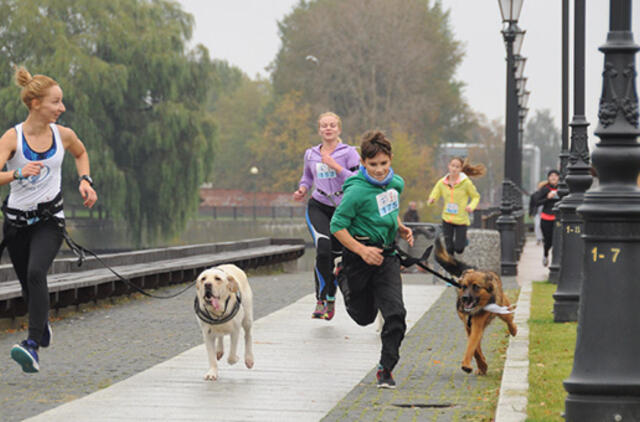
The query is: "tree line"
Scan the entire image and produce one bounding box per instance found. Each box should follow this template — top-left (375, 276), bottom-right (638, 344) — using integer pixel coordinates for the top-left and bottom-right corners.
top-left (0, 0), bottom-right (560, 244)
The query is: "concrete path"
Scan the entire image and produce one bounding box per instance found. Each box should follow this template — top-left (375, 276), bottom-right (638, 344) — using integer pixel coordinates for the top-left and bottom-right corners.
top-left (25, 284), bottom-right (445, 422)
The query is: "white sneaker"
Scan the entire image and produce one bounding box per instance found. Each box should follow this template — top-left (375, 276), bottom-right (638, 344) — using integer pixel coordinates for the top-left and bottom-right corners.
top-left (542, 256), bottom-right (549, 267)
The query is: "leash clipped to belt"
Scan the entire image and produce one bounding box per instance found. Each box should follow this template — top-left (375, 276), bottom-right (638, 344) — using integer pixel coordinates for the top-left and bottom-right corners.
top-left (394, 245), bottom-right (462, 289)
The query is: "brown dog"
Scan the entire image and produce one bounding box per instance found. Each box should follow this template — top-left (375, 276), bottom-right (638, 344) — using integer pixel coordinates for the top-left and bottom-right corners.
top-left (435, 239), bottom-right (517, 375)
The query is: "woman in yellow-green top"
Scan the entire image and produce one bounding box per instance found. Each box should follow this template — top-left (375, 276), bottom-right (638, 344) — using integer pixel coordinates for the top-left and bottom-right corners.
top-left (427, 157), bottom-right (485, 255)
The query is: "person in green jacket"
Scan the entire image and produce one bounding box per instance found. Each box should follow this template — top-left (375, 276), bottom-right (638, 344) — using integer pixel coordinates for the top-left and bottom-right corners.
top-left (427, 157), bottom-right (485, 255)
top-left (330, 130), bottom-right (413, 389)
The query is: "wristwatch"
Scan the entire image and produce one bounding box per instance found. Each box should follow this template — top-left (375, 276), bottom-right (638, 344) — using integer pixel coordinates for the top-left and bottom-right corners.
top-left (79, 174), bottom-right (94, 187)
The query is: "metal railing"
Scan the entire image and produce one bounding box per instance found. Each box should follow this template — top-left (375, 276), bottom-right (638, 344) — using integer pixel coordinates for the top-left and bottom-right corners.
top-left (198, 206), bottom-right (305, 220)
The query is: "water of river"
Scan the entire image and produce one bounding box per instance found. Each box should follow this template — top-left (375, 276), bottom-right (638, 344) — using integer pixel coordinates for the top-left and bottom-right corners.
top-left (65, 218), bottom-right (316, 271)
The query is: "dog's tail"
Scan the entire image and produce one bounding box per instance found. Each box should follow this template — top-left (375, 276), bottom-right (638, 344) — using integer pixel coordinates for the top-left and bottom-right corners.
top-left (434, 237), bottom-right (475, 277)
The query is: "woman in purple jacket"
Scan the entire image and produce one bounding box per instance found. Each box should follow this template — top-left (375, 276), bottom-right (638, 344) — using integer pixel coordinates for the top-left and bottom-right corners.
top-left (293, 112), bottom-right (360, 320)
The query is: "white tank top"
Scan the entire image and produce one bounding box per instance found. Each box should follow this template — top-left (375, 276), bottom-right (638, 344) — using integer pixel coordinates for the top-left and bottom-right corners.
top-left (6, 123), bottom-right (65, 219)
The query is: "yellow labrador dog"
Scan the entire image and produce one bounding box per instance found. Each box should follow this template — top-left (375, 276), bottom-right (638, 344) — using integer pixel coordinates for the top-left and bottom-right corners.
top-left (194, 264), bottom-right (254, 381)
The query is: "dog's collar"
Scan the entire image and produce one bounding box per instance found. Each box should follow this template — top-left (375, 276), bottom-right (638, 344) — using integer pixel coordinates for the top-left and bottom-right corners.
top-left (194, 292), bottom-right (242, 325)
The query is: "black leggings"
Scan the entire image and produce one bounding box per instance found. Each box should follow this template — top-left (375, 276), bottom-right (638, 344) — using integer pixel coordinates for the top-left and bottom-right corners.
top-left (540, 219), bottom-right (555, 257)
top-left (5, 219), bottom-right (63, 345)
top-left (305, 198), bottom-right (342, 301)
top-left (442, 221), bottom-right (468, 254)
top-left (337, 249), bottom-right (407, 371)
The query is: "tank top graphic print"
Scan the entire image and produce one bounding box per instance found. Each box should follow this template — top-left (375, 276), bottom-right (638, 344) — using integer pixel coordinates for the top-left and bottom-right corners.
top-left (6, 123), bottom-right (65, 219)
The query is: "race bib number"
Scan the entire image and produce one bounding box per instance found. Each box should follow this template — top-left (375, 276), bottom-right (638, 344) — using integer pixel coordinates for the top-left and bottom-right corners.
top-left (316, 163), bottom-right (337, 179)
top-left (445, 202), bottom-right (459, 214)
top-left (376, 189), bottom-right (399, 217)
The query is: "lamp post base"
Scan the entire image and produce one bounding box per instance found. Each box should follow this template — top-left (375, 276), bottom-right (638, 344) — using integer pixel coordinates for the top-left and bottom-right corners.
top-left (565, 394), bottom-right (640, 422)
top-left (552, 295), bottom-right (579, 322)
top-left (501, 262), bottom-right (517, 276)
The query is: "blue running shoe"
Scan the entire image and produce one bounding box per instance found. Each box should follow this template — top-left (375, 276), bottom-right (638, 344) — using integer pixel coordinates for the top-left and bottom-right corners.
top-left (11, 339), bottom-right (40, 373)
top-left (41, 322), bottom-right (53, 348)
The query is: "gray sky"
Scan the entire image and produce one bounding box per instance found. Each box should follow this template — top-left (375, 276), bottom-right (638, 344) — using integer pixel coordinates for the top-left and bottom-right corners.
top-left (176, 0), bottom-right (640, 144)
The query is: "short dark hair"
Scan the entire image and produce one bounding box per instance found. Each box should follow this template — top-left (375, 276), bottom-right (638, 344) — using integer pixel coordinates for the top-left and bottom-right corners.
top-left (360, 130), bottom-right (391, 160)
top-left (547, 169), bottom-right (560, 177)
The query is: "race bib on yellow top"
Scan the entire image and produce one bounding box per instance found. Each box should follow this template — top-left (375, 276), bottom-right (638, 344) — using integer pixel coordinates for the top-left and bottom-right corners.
top-left (316, 163), bottom-right (337, 179)
top-left (376, 189), bottom-right (399, 217)
top-left (445, 202), bottom-right (459, 214)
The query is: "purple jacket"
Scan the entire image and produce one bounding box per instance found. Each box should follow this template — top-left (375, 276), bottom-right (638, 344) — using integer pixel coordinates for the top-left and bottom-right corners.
top-left (299, 143), bottom-right (361, 207)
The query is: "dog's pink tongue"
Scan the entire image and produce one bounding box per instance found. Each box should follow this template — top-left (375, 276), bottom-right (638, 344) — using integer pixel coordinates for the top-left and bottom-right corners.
top-left (210, 297), bottom-right (220, 310)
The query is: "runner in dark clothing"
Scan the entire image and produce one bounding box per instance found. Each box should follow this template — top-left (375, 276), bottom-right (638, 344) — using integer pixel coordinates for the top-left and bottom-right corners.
top-left (331, 130), bottom-right (413, 389)
top-left (532, 170), bottom-right (560, 266)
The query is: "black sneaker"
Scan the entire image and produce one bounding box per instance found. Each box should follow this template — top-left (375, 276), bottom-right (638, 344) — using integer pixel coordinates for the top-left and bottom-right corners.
top-left (11, 339), bottom-right (40, 373)
top-left (40, 322), bottom-right (53, 348)
top-left (376, 366), bottom-right (396, 389)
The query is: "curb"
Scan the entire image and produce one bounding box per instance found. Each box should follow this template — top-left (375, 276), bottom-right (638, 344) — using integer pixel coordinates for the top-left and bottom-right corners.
top-left (495, 275), bottom-right (532, 421)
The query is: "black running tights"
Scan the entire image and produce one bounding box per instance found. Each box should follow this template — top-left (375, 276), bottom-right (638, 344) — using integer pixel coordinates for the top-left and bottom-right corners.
top-left (5, 219), bottom-right (63, 345)
top-left (442, 220), bottom-right (468, 254)
top-left (540, 219), bottom-right (554, 258)
top-left (306, 198), bottom-right (342, 301)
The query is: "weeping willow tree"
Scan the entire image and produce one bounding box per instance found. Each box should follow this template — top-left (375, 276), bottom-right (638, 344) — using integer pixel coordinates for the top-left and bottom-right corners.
top-left (0, 0), bottom-right (217, 245)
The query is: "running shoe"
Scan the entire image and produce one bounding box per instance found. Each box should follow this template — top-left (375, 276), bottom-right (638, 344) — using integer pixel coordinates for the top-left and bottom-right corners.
top-left (11, 339), bottom-right (40, 373)
top-left (542, 256), bottom-right (549, 267)
top-left (376, 366), bottom-right (396, 389)
top-left (311, 300), bottom-right (325, 319)
top-left (40, 322), bottom-right (53, 348)
top-left (323, 299), bottom-right (335, 320)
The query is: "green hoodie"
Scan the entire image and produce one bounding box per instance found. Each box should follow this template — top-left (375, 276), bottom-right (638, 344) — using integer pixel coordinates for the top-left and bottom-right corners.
top-left (330, 172), bottom-right (404, 247)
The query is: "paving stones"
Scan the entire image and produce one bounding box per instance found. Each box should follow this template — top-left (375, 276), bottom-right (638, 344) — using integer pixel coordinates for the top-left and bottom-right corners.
top-left (322, 285), bottom-right (513, 422)
top-left (0, 271), bottom-right (312, 422)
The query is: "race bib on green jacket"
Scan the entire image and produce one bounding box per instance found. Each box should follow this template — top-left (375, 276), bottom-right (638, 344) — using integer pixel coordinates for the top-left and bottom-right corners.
top-left (376, 189), bottom-right (399, 217)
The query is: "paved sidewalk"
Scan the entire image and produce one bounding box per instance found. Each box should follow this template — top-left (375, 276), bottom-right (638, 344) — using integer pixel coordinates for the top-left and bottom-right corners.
top-left (11, 240), bottom-right (546, 422)
top-left (25, 280), bottom-right (446, 421)
top-left (1, 271), bottom-right (313, 422)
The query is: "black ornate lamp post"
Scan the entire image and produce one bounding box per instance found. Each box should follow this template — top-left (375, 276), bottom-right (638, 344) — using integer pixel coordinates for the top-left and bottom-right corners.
top-left (497, 0), bottom-right (525, 276)
top-left (516, 80), bottom-right (529, 180)
top-left (565, 0), bottom-right (640, 419)
top-left (513, 56), bottom-right (526, 189)
top-left (553, 0), bottom-right (593, 322)
top-left (549, 0), bottom-right (571, 284)
top-left (512, 55), bottom-right (526, 257)
top-left (517, 90), bottom-right (530, 255)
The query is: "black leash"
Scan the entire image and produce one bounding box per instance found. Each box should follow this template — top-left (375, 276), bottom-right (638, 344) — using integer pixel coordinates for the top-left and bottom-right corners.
top-left (63, 233), bottom-right (196, 299)
top-left (394, 245), bottom-right (462, 289)
top-left (1, 193), bottom-right (196, 300)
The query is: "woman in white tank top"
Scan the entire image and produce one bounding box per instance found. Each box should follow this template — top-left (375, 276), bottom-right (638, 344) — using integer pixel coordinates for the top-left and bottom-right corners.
top-left (0, 67), bottom-right (97, 373)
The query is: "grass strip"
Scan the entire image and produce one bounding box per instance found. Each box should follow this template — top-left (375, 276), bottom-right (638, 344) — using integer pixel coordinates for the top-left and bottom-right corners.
top-left (527, 281), bottom-right (577, 421)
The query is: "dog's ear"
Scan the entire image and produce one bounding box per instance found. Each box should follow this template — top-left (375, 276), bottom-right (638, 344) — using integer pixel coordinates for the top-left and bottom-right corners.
top-left (484, 273), bottom-right (494, 293)
top-left (227, 276), bottom-right (239, 293)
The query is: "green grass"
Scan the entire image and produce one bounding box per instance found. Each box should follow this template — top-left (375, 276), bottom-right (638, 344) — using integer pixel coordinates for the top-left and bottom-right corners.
top-left (527, 282), bottom-right (577, 421)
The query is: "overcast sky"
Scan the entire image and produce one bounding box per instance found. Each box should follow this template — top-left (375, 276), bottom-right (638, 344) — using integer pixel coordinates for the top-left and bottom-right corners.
top-left (176, 0), bottom-right (640, 144)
